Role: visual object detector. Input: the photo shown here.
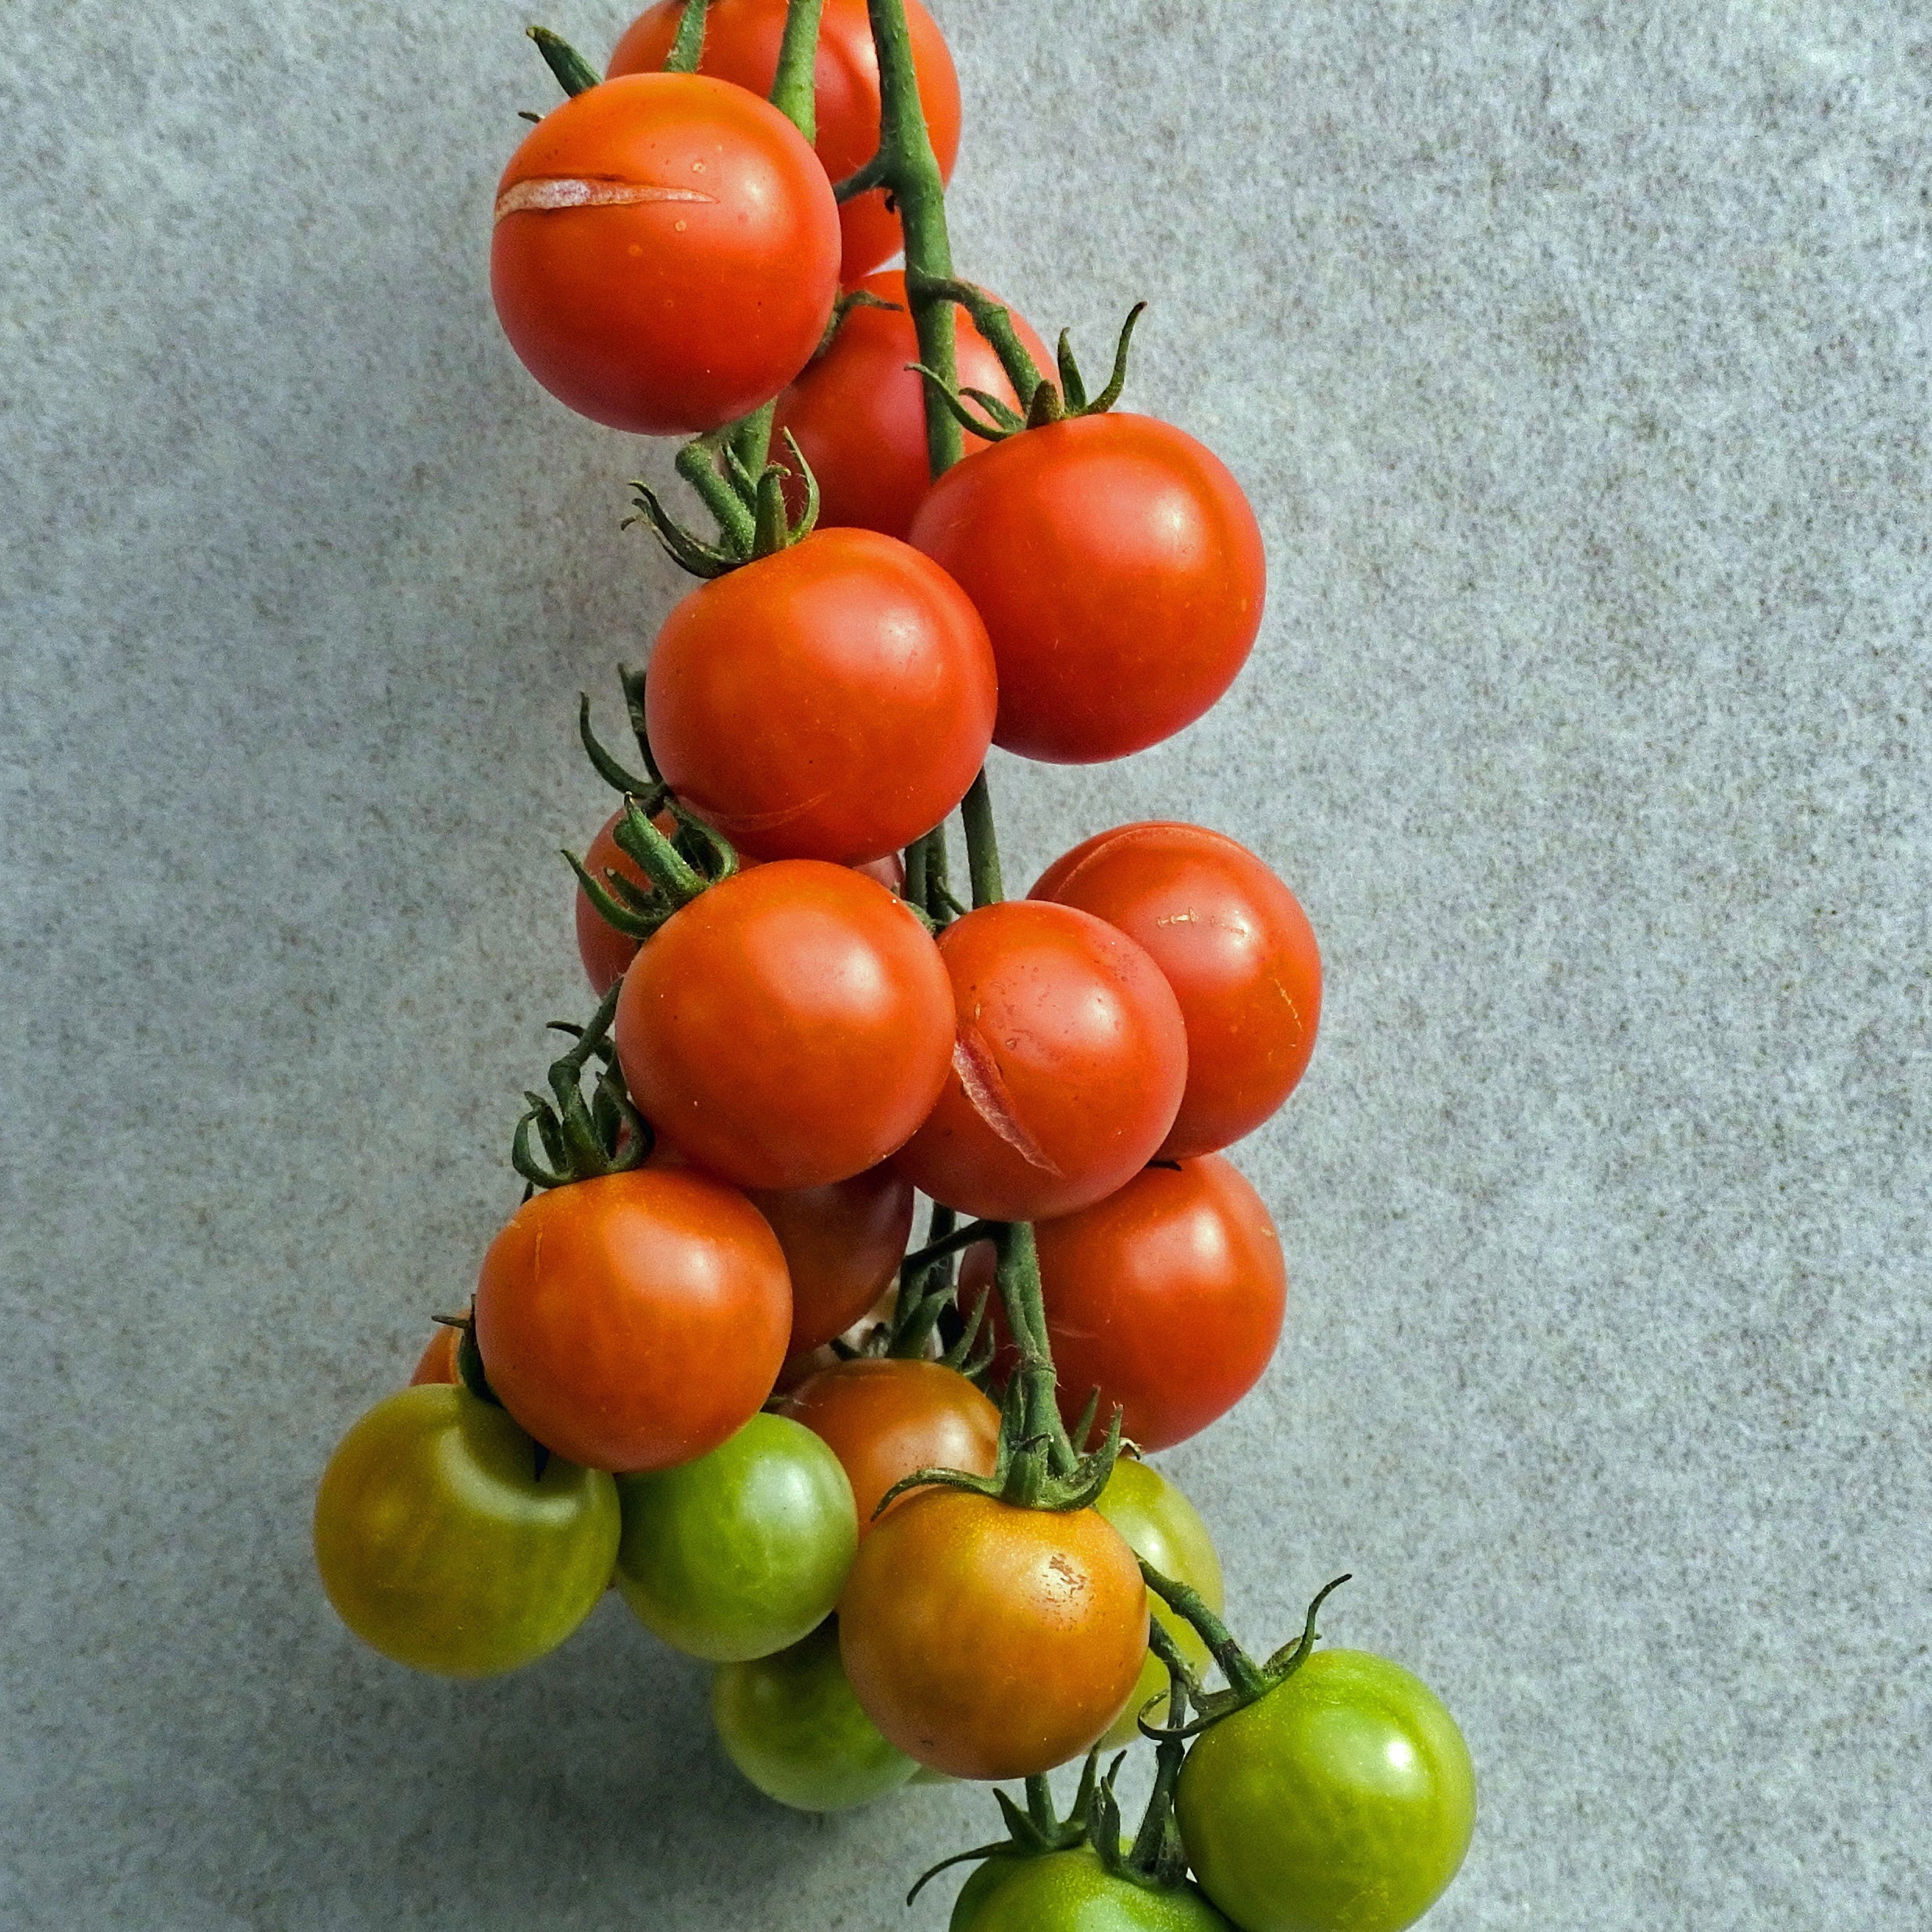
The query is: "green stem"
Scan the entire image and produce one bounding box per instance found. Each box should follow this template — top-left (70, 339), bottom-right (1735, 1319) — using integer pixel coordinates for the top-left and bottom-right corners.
top-left (900, 1217), bottom-right (1000, 1274)
top-left (769, 0), bottom-right (825, 140)
top-left (995, 1224), bottom-right (1078, 1478)
top-left (961, 768), bottom-right (1003, 907)
top-left (1140, 1560), bottom-right (1267, 1702)
top-left (665, 0), bottom-right (709, 73)
top-left (675, 437), bottom-right (755, 554)
top-left (528, 26), bottom-right (600, 96)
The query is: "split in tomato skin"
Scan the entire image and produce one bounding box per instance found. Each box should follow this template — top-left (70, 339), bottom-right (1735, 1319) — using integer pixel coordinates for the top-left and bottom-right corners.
top-left (1032, 822), bottom-right (1323, 1158)
top-left (774, 271), bottom-right (1054, 541)
top-left (909, 412), bottom-right (1267, 765)
top-left (956, 1846), bottom-right (1235, 1932)
top-left (711, 1616), bottom-right (918, 1812)
top-left (473, 1166), bottom-right (792, 1474)
top-left (890, 900), bottom-right (1189, 1223)
top-left (313, 1384), bottom-right (619, 1677)
top-left (491, 73), bottom-right (840, 435)
top-left (608, 0), bottom-right (962, 283)
top-left (1175, 1649), bottom-right (1477, 1932)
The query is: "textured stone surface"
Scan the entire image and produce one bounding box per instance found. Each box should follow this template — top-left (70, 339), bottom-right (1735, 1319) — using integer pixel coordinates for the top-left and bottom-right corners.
top-left (3, 1), bottom-right (1927, 1925)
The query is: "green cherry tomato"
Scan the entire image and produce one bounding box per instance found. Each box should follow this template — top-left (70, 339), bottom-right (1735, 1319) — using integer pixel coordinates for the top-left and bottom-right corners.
top-left (1176, 1649), bottom-right (1477, 1932)
top-left (615, 1412), bottom-right (857, 1661)
top-left (1093, 1456), bottom-right (1225, 1748)
top-left (948, 1854), bottom-right (1022, 1932)
top-left (959, 1847), bottom-right (1233, 1932)
top-left (313, 1383), bottom-right (619, 1677)
top-left (711, 1617), bottom-right (916, 1812)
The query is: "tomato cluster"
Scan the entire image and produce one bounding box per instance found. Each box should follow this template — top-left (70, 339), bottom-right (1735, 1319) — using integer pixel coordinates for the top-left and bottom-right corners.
top-left (316, 5), bottom-right (1476, 1929)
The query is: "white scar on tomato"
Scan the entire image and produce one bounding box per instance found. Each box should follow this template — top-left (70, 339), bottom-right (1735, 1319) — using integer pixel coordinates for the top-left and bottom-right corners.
top-left (494, 178), bottom-right (718, 222)
top-left (951, 1025), bottom-right (1063, 1175)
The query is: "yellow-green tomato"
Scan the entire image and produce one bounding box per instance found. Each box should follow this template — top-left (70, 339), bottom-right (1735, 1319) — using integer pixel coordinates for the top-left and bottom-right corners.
top-left (1093, 1456), bottom-right (1224, 1747)
top-left (1176, 1649), bottom-right (1477, 1932)
top-left (711, 1618), bottom-right (916, 1812)
top-left (957, 1847), bottom-right (1234, 1932)
top-left (616, 1412), bottom-right (857, 1661)
top-left (313, 1383), bottom-right (619, 1677)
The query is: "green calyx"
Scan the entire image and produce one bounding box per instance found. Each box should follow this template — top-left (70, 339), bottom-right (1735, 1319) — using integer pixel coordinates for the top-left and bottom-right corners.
top-left (510, 981), bottom-right (652, 1191)
top-left (907, 1755), bottom-right (1109, 1907)
top-left (526, 25), bottom-right (601, 98)
top-left (626, 423), bottom-right (822, 579)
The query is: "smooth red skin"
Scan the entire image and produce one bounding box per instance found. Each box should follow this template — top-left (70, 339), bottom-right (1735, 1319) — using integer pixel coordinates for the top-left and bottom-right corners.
top-left (645, 529), bottom-right (998, 864)
top-left (409, 1324), bottom-right (459, 1387)
top-left (1032, 823), bottom-right (1323, 1158)
top-left (609, 0), bottom-right (961, 283)
top-left (908, 414), bottom-right (1267, 764)
top-left (773, 272), bottom-right (1054, 542)
top-left (575, 809), bottom-right (906, 996)
top-left (615, 861), bottom-right (954, 1189)
top-left (890, 901), bottom-right (1189, 1223)
top-left (961, 1156), bottom-right (1287, 1452)
top-left (750, 1166), bottom-right (916, 1359)
top-left (839, 1488), bottom-right (1149, 1779)
top-left (473, 1167), bottom-right (791, 1472)
top-left (491, 73), bottom-right (839, 435)
top-left (783, 1358), bottom-right (1001, 1536)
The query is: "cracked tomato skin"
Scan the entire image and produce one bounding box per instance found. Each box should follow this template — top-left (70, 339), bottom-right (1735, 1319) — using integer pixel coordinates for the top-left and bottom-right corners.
top-left (608, 0), bottom-right (961, 283)
top-left (838, 1487), bottom-right (1148, 1779)
top-left (889, 900), bottom-right (1188, 1223)
top-left (1176, 1649), bottom-right (1477, 1932)
top-left (1031, 822), bottom-right (1322, 1158)
top-left (957, 1848), bottom-right (1235, 1932)
top-left (490, 73), bottom-right (839, 434)
top-left (615, 861), bottom-right (955, 1189)
top-left (473, 1167), bottom-right (791, 1472)
top-left (646, 529), bottom-right (998, 866)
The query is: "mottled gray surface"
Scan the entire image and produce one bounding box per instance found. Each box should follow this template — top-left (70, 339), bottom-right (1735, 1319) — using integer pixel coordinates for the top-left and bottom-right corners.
top-left (3, 0), bottom-right (1927, 1925)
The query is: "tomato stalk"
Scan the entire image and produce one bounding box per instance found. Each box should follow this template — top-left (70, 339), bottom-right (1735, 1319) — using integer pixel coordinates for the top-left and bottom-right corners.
top-left (510, 982), bottom-right (651, 1190)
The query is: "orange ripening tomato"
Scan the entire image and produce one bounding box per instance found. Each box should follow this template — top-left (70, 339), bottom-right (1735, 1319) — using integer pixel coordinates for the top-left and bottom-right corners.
top-left (491, 73), bottom-right (839, 435)
top-left (839, 1488), bottom-right (1149, 1778)
top-left (783, 1357), bottom-right (1001, 1535)
top-left (409, 1324), bottom-right (460, 1387)
top-left (615, 861), bottom-right (954, 1189)
top-left (473, 1167), bottom-right (791, 1472)
top-left (1032, 823), bottom-right (1322, 1157)
top-left (909, 413), bottom-right (1266, 763)
top-left (890, 901), bottom-right (1189, 1222)
top-left (749, 1166), bottom-right (916, 1360)
top-left (608, 0), bottom-right (961, 283)
top-left (773, 272), bottom-right (1054, 541)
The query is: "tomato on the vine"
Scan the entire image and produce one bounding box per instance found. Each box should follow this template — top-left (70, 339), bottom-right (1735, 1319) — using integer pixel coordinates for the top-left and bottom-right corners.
top-left (473, 1166), bottom-right (791, 1472)
top-left (1032, 822), bottom-right (1322, 1157)
top-left (615, 861), bottom-right (954, 1189)
top-left (891, 900), bottom-right (1188, 1222)
top-left (839, 1488), bottom-right (1148, 1779)
top-left (491, 73), bottom-right (839, 434)
top-left (783, 1356), bottom-right (1001, 1535)
top-left (909, 413), bottom-right (1266, 764)
top-left (645, 529), bottom-right (996, 866)
top-left (314, 1384), bottom-right (618, 1677)
top-left (751, 1166), bottom-right (915, 1361)
top-left (1176, 1649), bottom-right (1477, 1932)
top-left (957, 1848), bottom-right (1233, 1932)
top-left (711, 1616), bottom-right (917, 1811)
top-left (608, 0), bottom-right (961, 283)
top-left (773, 271), bottom-right (1053, 540)
top-left (408, 1322), bottom-right (459, 1386)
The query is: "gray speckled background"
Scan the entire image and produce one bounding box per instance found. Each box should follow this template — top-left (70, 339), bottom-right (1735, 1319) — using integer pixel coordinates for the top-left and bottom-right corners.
top-left (3, 0), bottom-right (1927, 1925)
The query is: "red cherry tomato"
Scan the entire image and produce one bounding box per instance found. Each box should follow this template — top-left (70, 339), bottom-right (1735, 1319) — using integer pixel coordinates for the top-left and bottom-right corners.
top-left (474, 1167), bottom-right (791, 1471)
top-left (909, 414), bottom-right (1266, 763)
top-left (409, 1324), bottom-right (460, 1387)
top-left (615, 861), bottom-right (954, 1189)
top-left (773, 272), bottom-right (1054, 541)
top-left (1032, 823), bottom-right (1322, 1157)
top-left (491, 73), bottom-right (839, 434)
top-left (890, 901), bottom-right (1188, 1222)
top-left (750, 1167), bottom-right (916, 1360)
top-left (645, 529), bottom-right (997, 865)
top-left (608, 0), bottom-right (961, 283)
top-left (961, 1156), bottom-right (1286, 1451)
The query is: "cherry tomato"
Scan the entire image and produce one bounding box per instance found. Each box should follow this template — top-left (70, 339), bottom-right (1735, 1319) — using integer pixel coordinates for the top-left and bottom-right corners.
top-left (750, 1166), bottom-right (915, 1360)
top-left (957, 1847), bottom-right (1233, 1932)
top-left (773, 272), bottom-right (1053, 541)
top-left (962, 1157), bottom-right (1285, 1453)
top-left (711, 1617), bottom-right (917, 1811)
top-left (645, 529), bottom-right (997, 865)
top-left (1092, 1457), bottom-right (1224, 1748)
top-left (891, 901), bottom-right (1188, 1222)
top-left (473, 1167), bottom-right (791, 1472)
top-left (313, 1384), bottom-right (618, 1677)
top-left (1176, 1649), bottom-right (1477, 1932)
top-left (608, 0), bottom-right (961, 282)
top-left (615, 1413), bottom-right (856, 1660)
top-left (491, 73), bottom-right (839, 434)
top-left (408, 1323), bottom-right (459, 1386)
top-left (909, 414), bottom-right (1266, 763)
top-left (1031, 823), bottom-right (1322, 1157)
top-left (783, 1357), bottom-right (1001, 1535)
top-left (839, 1488), bottom-right (1148, 1779)
top-left (615, 861), bottom-right (954, 1189)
